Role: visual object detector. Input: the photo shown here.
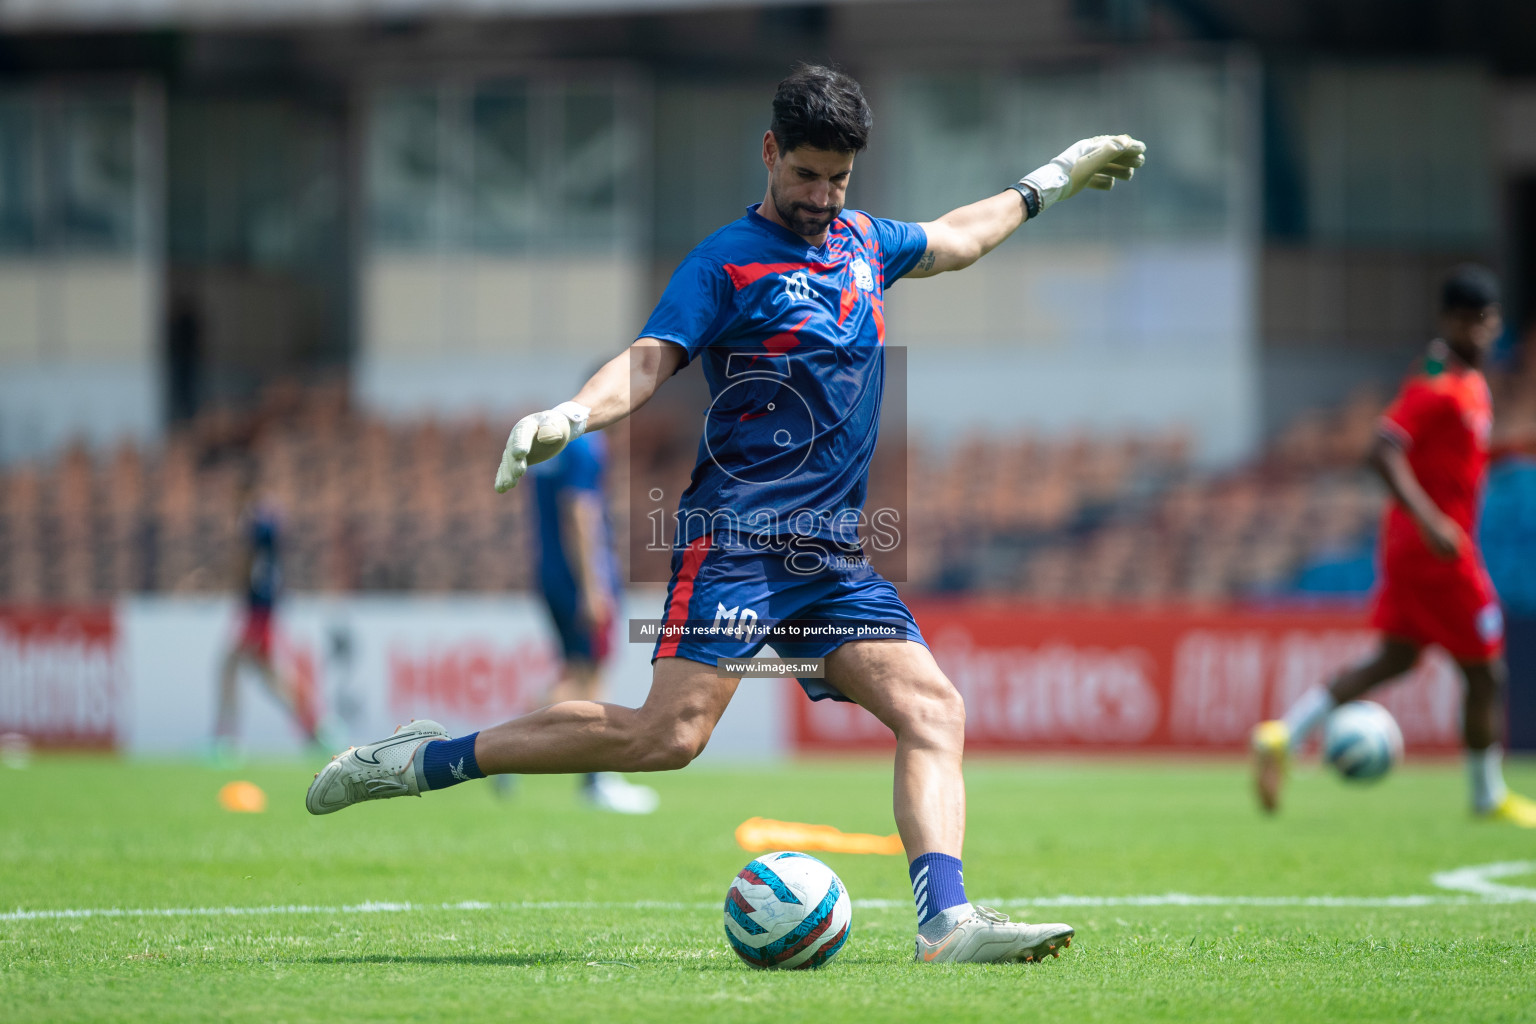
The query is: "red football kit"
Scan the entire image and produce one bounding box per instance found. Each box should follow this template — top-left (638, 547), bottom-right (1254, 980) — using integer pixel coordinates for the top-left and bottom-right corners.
top-left (237, 606), bottom-right (274, 659)
top-left (1372, 360), bottom-right (1503, 662)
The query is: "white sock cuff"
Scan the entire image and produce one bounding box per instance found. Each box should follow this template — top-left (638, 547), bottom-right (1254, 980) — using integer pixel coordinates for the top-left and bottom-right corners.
top-left (1468, 744), bottom-right (1507, 812)
top-left (1281, 685), bottom-right (1337, 747)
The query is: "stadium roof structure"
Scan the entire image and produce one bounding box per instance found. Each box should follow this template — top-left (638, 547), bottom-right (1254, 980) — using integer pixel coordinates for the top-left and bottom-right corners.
top-left (0, 0), bottom-right (912, 29)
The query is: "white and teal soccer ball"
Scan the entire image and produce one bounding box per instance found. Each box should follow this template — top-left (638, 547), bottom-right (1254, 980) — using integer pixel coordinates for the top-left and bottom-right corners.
top-left (724, 851), bottom-right (852, 969)
top-left (1323, 701), bottom-right (1405, 782)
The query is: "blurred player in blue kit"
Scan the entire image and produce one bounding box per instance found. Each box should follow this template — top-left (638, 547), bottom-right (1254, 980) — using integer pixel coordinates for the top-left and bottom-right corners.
top-left (213, 472), bottom-right (318, 761)
top-left (308, 64), bottom-right (1145, 964)
top-left (519, 430), bottom-right (659, 814)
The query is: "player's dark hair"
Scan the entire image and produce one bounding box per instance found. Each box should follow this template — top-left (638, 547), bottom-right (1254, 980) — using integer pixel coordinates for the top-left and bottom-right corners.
top-left (1441, 263), bottom-right (1500, 312)
top-left (770, 64), bottom-right (872, 155)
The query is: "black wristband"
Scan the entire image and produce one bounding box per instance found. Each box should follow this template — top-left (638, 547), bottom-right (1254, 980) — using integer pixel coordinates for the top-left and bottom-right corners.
top-left (1008, 181), bottom-right (1042, 220)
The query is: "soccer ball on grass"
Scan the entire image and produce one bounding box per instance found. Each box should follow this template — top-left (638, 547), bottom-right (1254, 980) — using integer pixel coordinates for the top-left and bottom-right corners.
top-left (1323, 700), bottom-right (1404, 782)
top-left (724, 851), bottom-right (852, 969)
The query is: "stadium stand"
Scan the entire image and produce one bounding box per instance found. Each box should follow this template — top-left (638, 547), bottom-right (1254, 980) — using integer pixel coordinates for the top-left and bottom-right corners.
top-left (2, 359), bottom-right (1534, 607)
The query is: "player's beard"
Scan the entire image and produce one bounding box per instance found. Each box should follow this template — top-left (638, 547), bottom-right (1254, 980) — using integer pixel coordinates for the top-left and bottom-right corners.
top-left (770, 179), bottom-right (839, 238)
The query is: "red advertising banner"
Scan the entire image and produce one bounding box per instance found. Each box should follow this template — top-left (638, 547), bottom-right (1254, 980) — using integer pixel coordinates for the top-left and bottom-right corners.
top-left (789, 603), bottom-right (1464, 755)
top-left (387, 637), bottom-right (559, 728)
top-left (0, 606), bottom-right (119, 749)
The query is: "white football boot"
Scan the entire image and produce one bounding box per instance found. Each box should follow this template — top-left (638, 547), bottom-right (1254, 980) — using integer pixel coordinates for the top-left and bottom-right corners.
top-left (914, 906), bottom-right (1074, 964)
top-left (305, 719), bottom-right (449, 815)
top-left (582, 772), bottom-right (660, 815)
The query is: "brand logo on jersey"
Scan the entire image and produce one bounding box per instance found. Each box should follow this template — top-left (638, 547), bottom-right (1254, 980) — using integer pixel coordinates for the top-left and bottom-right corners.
top-left (713, 602), bottom-right (761, 639)
top-left (1477, 604), bottom-right (1504, 644)
top-left (783, 271), bottom-right (817, 304)
top-left (851, 258), bottom-right (874, 291)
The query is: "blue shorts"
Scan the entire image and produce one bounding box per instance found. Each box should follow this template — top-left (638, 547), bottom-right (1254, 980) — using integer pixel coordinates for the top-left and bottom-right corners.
top-left (650, 535), bottom-right (926, 702)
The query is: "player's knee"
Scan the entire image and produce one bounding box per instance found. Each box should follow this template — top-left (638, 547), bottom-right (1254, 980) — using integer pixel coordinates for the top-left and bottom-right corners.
top-left (638, 737), bottom-right (701, 772)
top-left (632, 723), bottom-right (709, 772)
top-left (891, 677), bottom-right (965, 745)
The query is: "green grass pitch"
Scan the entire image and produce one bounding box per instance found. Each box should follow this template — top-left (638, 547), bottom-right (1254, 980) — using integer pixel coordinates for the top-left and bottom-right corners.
top-left (3, 755), bottom-right (1534, 1023)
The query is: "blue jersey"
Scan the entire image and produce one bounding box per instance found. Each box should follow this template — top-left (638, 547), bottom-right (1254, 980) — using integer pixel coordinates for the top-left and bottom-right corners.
top-left (245, 507), bottom-right (281, 610)
top-left (531, 432), bottom-right (619, 605)
top-left (638, 204), bottom-right (927, 549)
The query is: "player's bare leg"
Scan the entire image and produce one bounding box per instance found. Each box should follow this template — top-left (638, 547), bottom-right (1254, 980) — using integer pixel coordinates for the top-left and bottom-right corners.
top-left (509, 657), bottom-right (660, 813)
top-left (1462, 658), bottom-right (1504, 752)
top-left (822, 640), bottom-right (965, 857)
top-left (475, 657), bottom-right (737, 774)
top-left (492, 658), bottom-right (606, 799)
top-left (214, 647), bottom-right (244, 744)
top-left (1328, 640), bottom-right (1421, 704)
top-left (1462, 658), bottom-right (1536, 826)
top-left (215, 645), bottom-right (313, 751)
top-left (308, 657), bottom-right (735, 814)
top-left (1253, 639), bottom-right (1419, 813)
top-left (825, 640), bottom-right (1072, 964)
top-left (220, 643), bottom-right (317, 746)
top-left (249, 654), bottom-right (319, 742)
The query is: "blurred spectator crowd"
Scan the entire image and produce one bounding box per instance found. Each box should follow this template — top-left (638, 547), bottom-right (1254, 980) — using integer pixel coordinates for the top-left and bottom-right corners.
top-left (2, 361), bottom-right (1535, 610)
top-left (0, 383), bottom-right (526, 600)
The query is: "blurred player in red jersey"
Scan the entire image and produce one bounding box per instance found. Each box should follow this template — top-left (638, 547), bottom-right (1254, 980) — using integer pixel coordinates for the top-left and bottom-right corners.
top-left (1253, 265), bottom-right (1536, 826)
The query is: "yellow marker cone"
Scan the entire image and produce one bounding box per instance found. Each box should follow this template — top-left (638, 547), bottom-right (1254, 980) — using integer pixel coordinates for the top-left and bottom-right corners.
top-left (735, 816), bottom-right (904, 856)
top-left (218, 781), bottom-right (268, 813)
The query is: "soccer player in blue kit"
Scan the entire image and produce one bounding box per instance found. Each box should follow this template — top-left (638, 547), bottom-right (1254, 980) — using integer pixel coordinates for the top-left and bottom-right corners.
top-left (215, 472), bottom-right (318, 759)
top-left (308, 65), bottom-right (1146, 964)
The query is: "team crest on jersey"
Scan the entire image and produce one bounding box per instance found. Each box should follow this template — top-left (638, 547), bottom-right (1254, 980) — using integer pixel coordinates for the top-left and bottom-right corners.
top-left (851, 258), bottom-right (874, 291)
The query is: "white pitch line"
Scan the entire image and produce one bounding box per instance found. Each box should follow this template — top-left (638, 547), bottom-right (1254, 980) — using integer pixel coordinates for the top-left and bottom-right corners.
top-left (5, 860), bottom-right (1530, 925)
top-left (0, 900), bottom-right (712, 923)
top-left (1431, 860), bottom-right (1536, 902)
top-left (0, 894), bottom-right (1501, 924)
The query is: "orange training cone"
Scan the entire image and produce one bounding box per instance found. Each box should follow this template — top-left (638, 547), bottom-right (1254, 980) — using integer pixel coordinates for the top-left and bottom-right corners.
top-left (218, 781), bottom-right (268, 813)
top-left (735, 816), bottom-right (904, 856)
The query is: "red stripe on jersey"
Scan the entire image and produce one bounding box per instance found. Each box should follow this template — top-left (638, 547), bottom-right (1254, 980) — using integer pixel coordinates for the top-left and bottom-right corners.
top-left (657, 534), bottom-right (712, 658)
top-left (837, 283), bottom-right (858, 324)
top-left (763, 315), bottom-right (811, 356)
top-left (724, 261), bottom-right (841, 291)
top-left (853, 211), bottom-right (874, 243)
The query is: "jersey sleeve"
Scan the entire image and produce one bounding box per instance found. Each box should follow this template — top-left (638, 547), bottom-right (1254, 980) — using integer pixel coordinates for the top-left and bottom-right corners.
top-left (636, 254), bottom-right (734, 363)
top-left (1380, 378), bottom-right (1450, 450)
top-left (869, 216), bottom-right (929, 284)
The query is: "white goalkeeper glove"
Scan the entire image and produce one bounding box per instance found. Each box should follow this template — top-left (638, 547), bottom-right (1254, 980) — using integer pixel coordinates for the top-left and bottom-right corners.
top-left (1016, 135), bottom-right (1146, 214)
top-left (494, 401), bottom-right (591, 493)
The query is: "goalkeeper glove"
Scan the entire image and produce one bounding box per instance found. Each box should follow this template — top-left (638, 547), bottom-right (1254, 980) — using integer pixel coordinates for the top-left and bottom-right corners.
top-left (494, 401), bottom-right (591, 493)
top-left (1016, 135), bottom-right (1146, 214)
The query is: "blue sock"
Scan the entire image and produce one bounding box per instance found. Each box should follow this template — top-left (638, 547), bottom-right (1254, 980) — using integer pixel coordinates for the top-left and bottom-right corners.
top-left (909, 852), bottom-right (969, 926)
top-left (418, 733), bottom-right (484, 791)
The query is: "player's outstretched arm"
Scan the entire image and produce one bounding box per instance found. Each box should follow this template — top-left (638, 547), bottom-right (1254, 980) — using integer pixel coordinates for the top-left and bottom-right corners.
top-left (1489, 430), bottom-right (1536, 462)
top-left (908, 135), bottom-right (1146, 278)
top-left (494, 338), bottom-right (685, 493)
